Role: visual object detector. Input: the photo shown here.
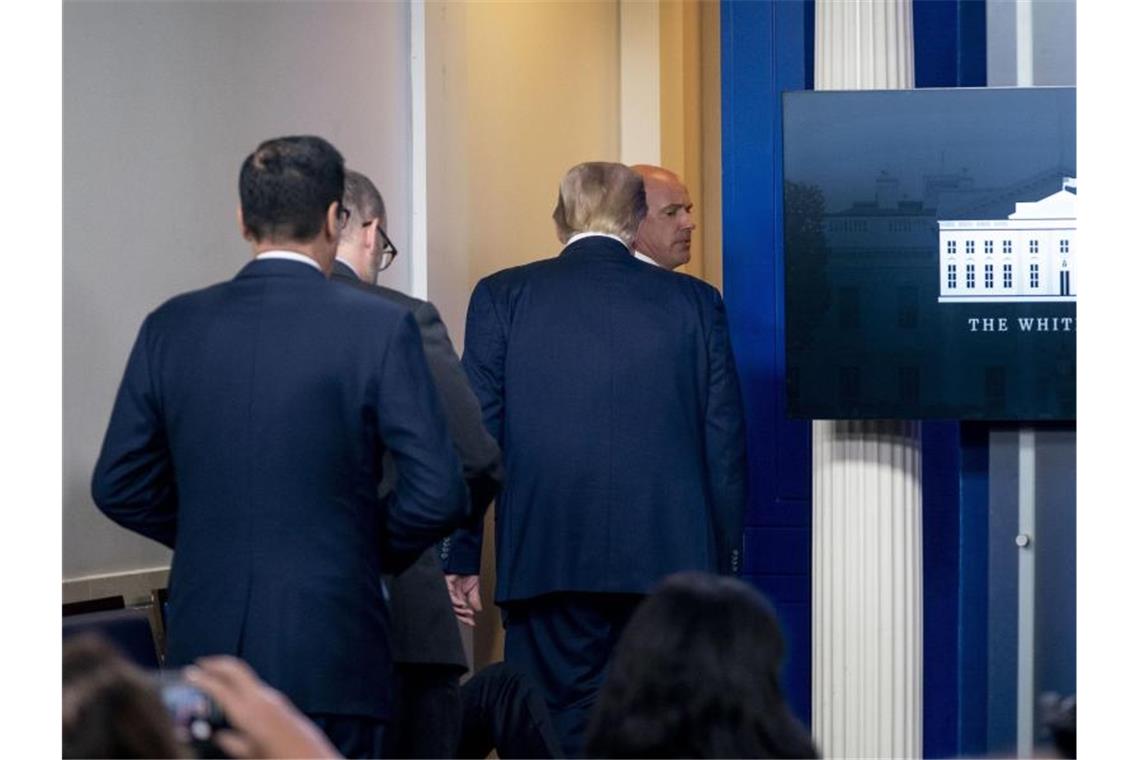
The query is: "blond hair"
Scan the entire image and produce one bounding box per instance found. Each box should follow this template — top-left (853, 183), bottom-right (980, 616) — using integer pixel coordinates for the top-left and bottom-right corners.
top-left (552, 162), bottom-right (647, 245)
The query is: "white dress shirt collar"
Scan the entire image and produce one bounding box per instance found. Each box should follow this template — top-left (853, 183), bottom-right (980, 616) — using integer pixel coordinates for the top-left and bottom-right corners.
top-left (632, 250), bottom-right (660, 267)
top-left (255, 249), bottom-right (322, 272)
top-left (565, 231), bottom-right (629, 249)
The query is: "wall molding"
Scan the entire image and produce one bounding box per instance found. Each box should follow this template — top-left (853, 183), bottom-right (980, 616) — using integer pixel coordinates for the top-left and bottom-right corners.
top-left (63, 566), bottom-right (169, 607)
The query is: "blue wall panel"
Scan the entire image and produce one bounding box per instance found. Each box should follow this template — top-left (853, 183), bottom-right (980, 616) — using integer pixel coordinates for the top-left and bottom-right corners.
top-left (912, 2), bottom-right (988, 754)
top-left (722, 0), bottom-right (986, 744)
top-left (914, 0), bottom-right (988, 89)
top-left (721, 0), bottom-right (813, 726)
top-left (922, 421), bottom-right (962, 758)
top-left (958, 421), bottom-right (990, 755)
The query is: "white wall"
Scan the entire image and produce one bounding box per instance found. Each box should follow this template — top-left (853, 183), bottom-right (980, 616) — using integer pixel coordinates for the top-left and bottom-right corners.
top-left (63, 0), bottom-right (412, 580)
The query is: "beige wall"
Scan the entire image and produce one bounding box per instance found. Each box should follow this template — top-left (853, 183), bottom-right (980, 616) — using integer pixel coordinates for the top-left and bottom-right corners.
top-left (425, 0), bottom-right (622, 667)
top-left (660, 0), bottom-right (722, 290)
top-left (426, 0), bottom-right (621, 350)
top-left (700, 0), bottom-right (723, 293)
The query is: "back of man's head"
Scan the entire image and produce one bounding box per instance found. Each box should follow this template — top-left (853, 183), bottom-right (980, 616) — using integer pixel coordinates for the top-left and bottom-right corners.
top-left (336, 170), bottom-right (389, 283)
top-left (630, 163), bottom-right (680, 186)
top-left (552, 162), bottom-right (646, 246)
top-left (239, 135), bottom-right (345, 244)
top-left (341, 170), bottom-right (386, 244)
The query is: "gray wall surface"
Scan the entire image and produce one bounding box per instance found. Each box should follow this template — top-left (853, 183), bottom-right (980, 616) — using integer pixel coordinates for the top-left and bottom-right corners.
top-left (64, 1), bottom-right (411, 580)
top-left (987, 0), bottom-right (1076, 86)
top-left (986, 426), bottom-right (1076, 754)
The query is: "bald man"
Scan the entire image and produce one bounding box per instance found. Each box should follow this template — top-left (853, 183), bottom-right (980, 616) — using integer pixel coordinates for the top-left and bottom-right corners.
top-left (630, 164), bottom-right (696, 270)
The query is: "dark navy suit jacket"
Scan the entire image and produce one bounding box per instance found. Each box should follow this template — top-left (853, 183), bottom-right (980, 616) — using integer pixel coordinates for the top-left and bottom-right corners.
top-left (451, 235), bottom-right (747, 603)
top-left (330, 259), bottom-right (502, 671)
top-left (91, 258), bottom-right (468, 720)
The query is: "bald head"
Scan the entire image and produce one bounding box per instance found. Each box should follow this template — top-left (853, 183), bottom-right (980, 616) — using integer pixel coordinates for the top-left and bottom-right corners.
top-left (630, 164), bottom-right (694, 270)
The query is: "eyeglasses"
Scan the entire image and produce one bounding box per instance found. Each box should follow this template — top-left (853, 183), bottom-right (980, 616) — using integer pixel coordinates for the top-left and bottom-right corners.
top-left (336, 203), bottom-right (351, 231)
top-left (365, 220), bottom-right (399, 272)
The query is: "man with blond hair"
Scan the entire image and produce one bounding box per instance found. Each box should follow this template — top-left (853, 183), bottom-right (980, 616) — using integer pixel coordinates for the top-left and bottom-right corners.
top-left (630, 164), bottom-right (696, 270)
top-left (450, 161), bottom-right (748, 755)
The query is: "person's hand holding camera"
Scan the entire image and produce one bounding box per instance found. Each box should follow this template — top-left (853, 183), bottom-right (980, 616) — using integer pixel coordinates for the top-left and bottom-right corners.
top-left (184, 656), bottom-right (341, 759)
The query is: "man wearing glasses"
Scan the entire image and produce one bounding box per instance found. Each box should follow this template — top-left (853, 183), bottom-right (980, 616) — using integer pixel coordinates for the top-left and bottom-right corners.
top-left (332, 170), bottom-right (503, 758)
top-left (333, 171), bottom-right (400, 283)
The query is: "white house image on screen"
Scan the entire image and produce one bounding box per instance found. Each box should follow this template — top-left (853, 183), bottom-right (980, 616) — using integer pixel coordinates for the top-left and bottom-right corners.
top-left (938, 178), bottom-right (1075, 303)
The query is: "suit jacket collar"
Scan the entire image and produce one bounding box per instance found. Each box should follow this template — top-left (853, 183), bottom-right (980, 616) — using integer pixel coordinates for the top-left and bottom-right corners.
top-left (331, 259), bottom-right (361, 282)
top-left (235, 258), bottom-right (328, 281)
top-left (558, 235), bottom-right (634, 262)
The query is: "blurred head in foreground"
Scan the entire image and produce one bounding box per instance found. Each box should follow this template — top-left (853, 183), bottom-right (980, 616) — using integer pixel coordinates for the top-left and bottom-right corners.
top-left (63, 634), bottom-right (185, 759)
top-left (584, 572), bottom-right (819, 759)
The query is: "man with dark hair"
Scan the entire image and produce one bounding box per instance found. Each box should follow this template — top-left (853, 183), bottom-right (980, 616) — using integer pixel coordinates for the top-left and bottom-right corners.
top-left (454, 161), bottom-right (748, 755)
top-left (333, 169), bottom-right (503, 757)
top-left (238, 136), bottom-right (351, 247)
top-left (92, 135), bottom-right (469, 758)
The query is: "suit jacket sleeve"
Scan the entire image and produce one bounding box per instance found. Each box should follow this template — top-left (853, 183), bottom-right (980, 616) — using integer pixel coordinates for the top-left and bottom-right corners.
top-left (91, 316), bottom-right (179, 548)
top-left (704, 289), bottom-right (748, 575)
top-left (445, 278), bottom-right (508, 574)
top-left (376, 310), bottom-right (470, 573)
top-left (411, 300), bottom-right (503, 540)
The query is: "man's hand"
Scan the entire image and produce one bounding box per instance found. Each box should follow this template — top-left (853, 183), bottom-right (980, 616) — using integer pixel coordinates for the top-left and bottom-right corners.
top-left (184, 656), bottom-right (341, 759)
top-left (444, 574), bottom-right (482, 627)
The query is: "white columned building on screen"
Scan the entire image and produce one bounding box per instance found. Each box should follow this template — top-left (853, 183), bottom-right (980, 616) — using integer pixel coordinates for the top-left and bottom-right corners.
top-left (938, 178), bottom-right (1076, 303)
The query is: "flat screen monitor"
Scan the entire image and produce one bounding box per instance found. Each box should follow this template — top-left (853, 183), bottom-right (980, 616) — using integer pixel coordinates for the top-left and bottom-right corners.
top-left (782, 87), bottom-right (1075, 420)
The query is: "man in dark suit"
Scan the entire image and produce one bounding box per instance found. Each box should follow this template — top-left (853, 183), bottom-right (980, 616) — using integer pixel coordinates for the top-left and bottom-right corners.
top-left (451, 161), bottom-right (748, 756)
top-left (91, 136), bottom-right (470, 759)
top-left (332, 169), bottom-right (502, 757)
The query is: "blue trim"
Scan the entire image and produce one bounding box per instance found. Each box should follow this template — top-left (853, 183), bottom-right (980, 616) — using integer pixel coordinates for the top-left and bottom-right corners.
top-left (914, 0), bottom-right (988, 89)
top-left (721, 0), bottom-right (813, 727)
top-left (922, 422), bottom-right (962, 758)
top-left (804, 0), bottom-right (815, 90)
top-left (913, 2), bottom-right (987, 755)
top-left (957, 421), bottom-right (990, 755)
top-left (957, 0), bottom-right (988, 87)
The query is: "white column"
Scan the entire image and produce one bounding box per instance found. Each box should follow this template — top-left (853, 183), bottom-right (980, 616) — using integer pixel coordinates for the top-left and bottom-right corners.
top-left (812, 2), bottom-right (922, 758)
top-left (1015, 0), bottom-right (1035, 87)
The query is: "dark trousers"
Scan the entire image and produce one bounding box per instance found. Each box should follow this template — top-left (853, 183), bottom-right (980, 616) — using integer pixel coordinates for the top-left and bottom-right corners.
top-left (384, 663), bottom-right (464, 758)
top-left (502, 592), bottom-right (643, 758)
top-left (457, 662), bottom-right (563, 759)
top-left (308, 714), bottom-right (386, 759)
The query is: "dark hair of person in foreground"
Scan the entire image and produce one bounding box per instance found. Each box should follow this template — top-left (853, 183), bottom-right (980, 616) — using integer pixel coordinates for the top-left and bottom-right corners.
top-left (62, 634), bottom-right (186, 759)
top-left (584, 572), bottom-right (820, 759)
